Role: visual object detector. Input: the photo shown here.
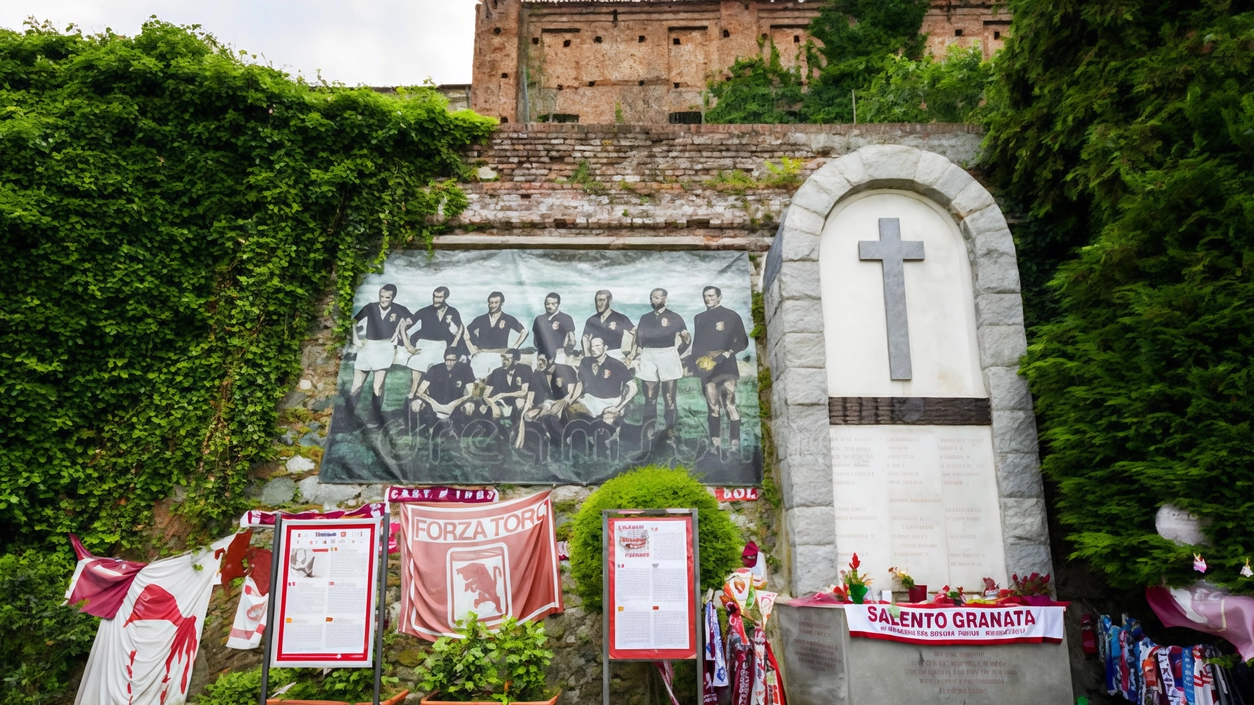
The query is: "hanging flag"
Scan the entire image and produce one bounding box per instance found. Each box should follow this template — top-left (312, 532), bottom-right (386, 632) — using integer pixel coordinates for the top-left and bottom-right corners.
top-left (238, 502), bottom-right (384, 529)
top-left (705, 600), bottom-right (729, 687)
top-left (397, 490), bottom-right (562, 640)
top-left (64, 534), bottom-right (146, 619)
top-left (225, 548), bottom-right (272, 650)
top-left (73, 535), bottom-right (235, 705)
top-left (1147, 583), bottom-right (1254, 661)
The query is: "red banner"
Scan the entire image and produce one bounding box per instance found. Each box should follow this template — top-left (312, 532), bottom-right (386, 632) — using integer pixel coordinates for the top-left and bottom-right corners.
top-left (387, 486), bottom-right (498, 503)
top-left (844, 603), bottom-right (1066, 646)
top-left (714, 487), bottom-right (759, 502)
top-left (398, 491), bottom-right (562, 640)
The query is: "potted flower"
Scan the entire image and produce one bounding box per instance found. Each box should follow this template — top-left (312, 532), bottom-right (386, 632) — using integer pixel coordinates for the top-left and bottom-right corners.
top-left (840, 554), bottom-right (873, 604)
top-left (890, 567), bottom-right (927, 603)
top-left (417, 614), bottom-right (559, 705)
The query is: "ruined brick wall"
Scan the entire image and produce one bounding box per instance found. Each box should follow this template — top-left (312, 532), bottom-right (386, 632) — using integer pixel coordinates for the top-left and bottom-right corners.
top-left (923, 0), bottom-right (1010, 60)
top-left (470, 0), bottom-right (1008, 124)
top-left (445, 122), bottom-right (983, 249)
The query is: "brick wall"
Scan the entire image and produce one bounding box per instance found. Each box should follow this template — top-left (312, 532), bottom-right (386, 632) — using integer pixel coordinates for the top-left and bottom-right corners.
top-left (442, 122), bottom-right (984, 250)
top-left (471, 0), bottom-right (1008, 124)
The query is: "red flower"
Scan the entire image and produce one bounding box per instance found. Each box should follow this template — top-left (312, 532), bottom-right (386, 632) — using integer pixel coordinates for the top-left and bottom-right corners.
top-left (851, 553), bottom-right (861, 570)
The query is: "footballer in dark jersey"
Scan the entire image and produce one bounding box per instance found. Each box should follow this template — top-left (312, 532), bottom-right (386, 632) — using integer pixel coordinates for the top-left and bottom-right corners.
top-left (349, 283), bottom-right (413, 420)
top-left (484, 349), bottom-right (534, 448)
top-left (575, 337), bottom-right (638, 421)
top-left (400, 286), bottom-right (465, 400)
top-left (691, 286), bottom-right (749, 451)
top-left (532, 292), bottom-right (576, 365)
top-left (631, 288), bottom-right (690, 438)
top-left (410, 348), bottom-right (477, 429)
top-left (466, 291), bottom-right (528, 380)
top-left (581, 289), bottom-right (635, 360)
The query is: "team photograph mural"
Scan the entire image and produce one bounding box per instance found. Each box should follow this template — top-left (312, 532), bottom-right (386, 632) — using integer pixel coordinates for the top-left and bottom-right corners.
top-left (321, 249), bottom-right (762, 485)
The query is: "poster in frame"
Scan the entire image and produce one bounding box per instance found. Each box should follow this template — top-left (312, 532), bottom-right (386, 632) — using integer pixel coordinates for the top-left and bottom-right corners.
top-left (270, 518), bottom-right (381, 668)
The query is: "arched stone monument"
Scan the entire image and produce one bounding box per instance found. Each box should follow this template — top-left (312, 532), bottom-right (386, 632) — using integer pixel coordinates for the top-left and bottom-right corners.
top-left (764, 144), bottom-right (1052, 595)
top-left (764, 145), bottom-right (1071, 704)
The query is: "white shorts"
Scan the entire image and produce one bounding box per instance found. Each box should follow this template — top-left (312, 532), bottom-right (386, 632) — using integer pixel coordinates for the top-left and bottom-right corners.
top-left (404, 343), bottom-right (447, 373)
top-left (471, 352), bottom-right (504, 380)
top-left (637, 347), bottom-right (683, 382)
top-left (581, 394), bottom-right (619, 419)
top-left (354, 340), bottom-right (399, 372)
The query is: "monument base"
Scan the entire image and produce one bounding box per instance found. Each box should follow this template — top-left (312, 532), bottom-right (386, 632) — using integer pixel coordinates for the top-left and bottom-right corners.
top-left (775, 601), bottom-right (1074, 705)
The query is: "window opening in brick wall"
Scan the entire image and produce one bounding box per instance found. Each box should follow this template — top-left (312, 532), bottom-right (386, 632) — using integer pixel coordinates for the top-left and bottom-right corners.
top-left (563, 39), bottom-right (571, 47)
top-left (954, 29), bottom-right (964, 36)
top-left (673, 82), bottom-right (680, 88)
top-left (994, 31), bottom-right (1001, 39)
top-left (638, 35), bottom-right (646, 42)
top-left (673, 37), bottom-right (680, 45)
top-left (638, 79), bottom-right (645, 86)
top-left (669, 111), bottom-right (703, 124)
top-left (536, 113), bottom-right (579, 123)
top-left (532, 37), bottom-right (539, 44)
top-left (793, 35), bottom-right (800, 42)
top-left (501, 72), bottom-right (509, 78)
top-left (723, 29), bottom-right (730, 38)
top-left (494, 27), bottom-right (501, 35)
top-left (588, 81), bottom-right (595, 86)
top-left (594, 36), bottom-right (602, 43)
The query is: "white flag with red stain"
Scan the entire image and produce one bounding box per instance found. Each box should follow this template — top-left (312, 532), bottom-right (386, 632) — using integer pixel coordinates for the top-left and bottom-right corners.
top-left (74, 535), bottom-right (234, 705)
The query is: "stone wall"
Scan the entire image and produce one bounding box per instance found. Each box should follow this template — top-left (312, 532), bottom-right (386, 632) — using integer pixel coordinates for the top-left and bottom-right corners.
top-left (192, 124), bottom-right (997, 704)
top-left (471, 0), bottom-right (1008, 124)
top-left (444, 122), bottom-right (983, 249)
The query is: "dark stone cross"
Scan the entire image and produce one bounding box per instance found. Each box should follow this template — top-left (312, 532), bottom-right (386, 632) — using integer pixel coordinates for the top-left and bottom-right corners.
top-left (859, 217), bottom-right (925, 380)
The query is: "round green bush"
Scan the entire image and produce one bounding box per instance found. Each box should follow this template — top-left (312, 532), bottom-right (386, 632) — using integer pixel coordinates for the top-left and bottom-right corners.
top-left (569, 466), bottom-right (743, 612)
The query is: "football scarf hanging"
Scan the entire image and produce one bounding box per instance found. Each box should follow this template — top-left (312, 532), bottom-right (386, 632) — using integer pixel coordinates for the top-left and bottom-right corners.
top-left (71, 534), bottom-right (235, 705)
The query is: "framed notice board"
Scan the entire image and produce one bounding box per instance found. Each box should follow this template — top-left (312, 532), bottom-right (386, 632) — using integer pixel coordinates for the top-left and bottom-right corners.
top-left (602, 509), bottom-right (702, 704)
top-left (270, 518), bottom-right (382, 668)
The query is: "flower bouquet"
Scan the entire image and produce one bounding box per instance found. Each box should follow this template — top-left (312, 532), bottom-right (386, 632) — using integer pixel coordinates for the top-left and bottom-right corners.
top-left (840, 554), bottom-right (873, 604)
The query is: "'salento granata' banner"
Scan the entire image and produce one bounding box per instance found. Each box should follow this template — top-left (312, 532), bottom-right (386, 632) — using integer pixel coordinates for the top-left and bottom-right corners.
top-left (398, 490), bottom-right (562, 641)
top-left (320, 250), bottom-right (762, 486)
top-left (845, 604), bottom-right (1066, 646)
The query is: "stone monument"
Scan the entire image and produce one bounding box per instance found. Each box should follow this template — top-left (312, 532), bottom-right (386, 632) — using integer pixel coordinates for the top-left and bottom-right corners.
top-left (763, 145), bottom-right (1070, 703)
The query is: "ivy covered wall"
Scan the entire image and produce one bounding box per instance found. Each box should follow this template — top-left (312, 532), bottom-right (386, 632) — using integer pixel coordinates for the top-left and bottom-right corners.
top-left (0, 22), bottom-right (493, 699)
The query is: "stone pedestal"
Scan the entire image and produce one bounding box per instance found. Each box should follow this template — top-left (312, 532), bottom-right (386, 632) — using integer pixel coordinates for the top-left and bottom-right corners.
top-left (775, 602), bottom-right (1073, 705)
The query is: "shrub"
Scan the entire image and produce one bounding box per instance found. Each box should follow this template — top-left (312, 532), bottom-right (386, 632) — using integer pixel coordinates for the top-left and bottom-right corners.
top-left (416, 614), bottom-right (553, 703)
top-left (569, 466), bottom-right (742, 612)
top-left (0, 550), bottom-right (97, 705)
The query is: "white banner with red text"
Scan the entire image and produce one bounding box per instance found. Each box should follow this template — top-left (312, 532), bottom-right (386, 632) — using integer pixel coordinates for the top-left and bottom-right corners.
top-left (845, 603), bottom-right (1065, 646)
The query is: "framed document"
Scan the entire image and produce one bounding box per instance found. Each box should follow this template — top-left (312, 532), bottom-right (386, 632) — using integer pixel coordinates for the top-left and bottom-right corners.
top-left (270, 518), bottom-right (381, 668)
top-left (605, 514), bottom-right (698, 661)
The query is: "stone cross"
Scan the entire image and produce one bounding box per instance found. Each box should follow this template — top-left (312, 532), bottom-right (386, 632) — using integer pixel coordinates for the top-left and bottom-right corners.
top-left (859, 218), bottom-right (925, 380)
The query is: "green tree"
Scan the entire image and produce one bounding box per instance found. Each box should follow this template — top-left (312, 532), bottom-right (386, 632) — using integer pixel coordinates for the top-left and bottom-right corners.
top-left (855, 44), bottom-right (994, 124)
top-left (801, 0), bottom-right (930, 122)
top-left (984, 1), bottom-right (1254, 591)
top-left (705, 40), bottom-right (806, 124)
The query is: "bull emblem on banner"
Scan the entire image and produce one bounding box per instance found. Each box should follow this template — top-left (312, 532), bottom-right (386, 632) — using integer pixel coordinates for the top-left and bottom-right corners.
top-left (448, 543), bottom-right (512, 627)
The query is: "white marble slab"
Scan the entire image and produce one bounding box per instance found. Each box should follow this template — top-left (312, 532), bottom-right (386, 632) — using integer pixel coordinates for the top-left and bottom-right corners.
top-left (820, 190), bottom-right (985, 397)
top-left (831, 425), bottom-right (1007, 592)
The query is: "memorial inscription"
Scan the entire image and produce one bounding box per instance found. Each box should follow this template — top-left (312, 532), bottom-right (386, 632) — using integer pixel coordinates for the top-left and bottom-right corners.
top-left (831, 425), bottom-right (1006, 590)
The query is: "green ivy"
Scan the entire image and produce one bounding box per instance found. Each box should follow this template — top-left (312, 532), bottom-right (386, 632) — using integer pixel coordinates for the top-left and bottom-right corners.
top-left (568, 466), bottom-right (742, 612)
top-left (0, 550), bottom-right (97, 704)
top-left (984, 1), bottom-right (1254, 591)
top-left (0, 20), bottom-right (494, 560)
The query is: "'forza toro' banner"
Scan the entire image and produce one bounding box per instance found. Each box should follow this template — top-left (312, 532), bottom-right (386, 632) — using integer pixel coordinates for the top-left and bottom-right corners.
top-left (845, 604), bottom-right (1066, 646)
top-left (320, 250), bottom-right (762, 486)
top-left (398, 491), bottom-right (562, 640)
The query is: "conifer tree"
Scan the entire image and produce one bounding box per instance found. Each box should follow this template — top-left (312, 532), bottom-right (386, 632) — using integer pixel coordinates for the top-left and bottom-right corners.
top-left (985, 1), bottom-right (1254, 590)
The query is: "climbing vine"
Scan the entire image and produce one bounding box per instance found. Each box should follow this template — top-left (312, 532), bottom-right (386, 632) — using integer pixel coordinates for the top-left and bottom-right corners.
top-left (0, 20), bottom-right (494, 559)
